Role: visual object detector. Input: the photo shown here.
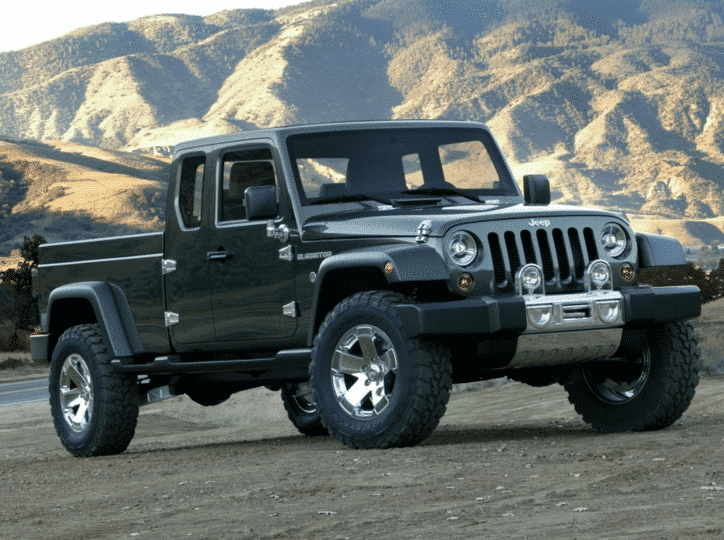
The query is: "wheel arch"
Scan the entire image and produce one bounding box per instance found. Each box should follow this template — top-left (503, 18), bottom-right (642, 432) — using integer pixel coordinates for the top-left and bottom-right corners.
top-left (46, 282), bottom-right (143, 360)
top-left (306, 245), bottom-right (450, 346)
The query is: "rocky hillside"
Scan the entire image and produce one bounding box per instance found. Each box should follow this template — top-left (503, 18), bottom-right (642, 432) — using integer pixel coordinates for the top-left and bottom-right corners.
top-left (1, 0), bottom-right (724, 251)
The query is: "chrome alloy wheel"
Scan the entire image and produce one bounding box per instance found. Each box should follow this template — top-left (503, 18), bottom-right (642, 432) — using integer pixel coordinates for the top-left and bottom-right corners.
top-left (331, 324), bottom-right (398, 419)
top-left (584, 345), bottom-right (652, 403)
top-left (58, 353), bottom-right (94, 433)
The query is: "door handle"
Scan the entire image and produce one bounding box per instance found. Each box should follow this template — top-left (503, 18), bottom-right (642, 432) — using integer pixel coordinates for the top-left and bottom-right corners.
top-left (207, 250), bottom-right (233, 262)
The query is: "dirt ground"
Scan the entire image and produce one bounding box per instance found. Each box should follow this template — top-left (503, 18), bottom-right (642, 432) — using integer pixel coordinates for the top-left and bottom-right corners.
top-left (1, 374), bottom-right (723, 540)
top-left (2, 299), bottom-right (724, 540)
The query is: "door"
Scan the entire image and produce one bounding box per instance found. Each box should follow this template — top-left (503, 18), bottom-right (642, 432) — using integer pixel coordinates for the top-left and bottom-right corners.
top-left (164, 152), bottom-right (216, 347)
top-left (207, 146), bottom-right (297, 342)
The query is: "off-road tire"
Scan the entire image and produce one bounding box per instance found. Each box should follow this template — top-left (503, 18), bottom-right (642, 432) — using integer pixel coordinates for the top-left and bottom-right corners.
top-left (310, 291), bottom-right (453, 449)
top-left (49, 324), bottom-right (139, 457)
top-left (564, 320), bottom-right (700, 432)
top-left (280, 382), bottom-right (327, 436)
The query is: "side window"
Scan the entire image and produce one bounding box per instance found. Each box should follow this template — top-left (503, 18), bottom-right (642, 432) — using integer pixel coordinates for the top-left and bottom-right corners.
top-left (177, 155), bottom-right (205, 229)
top-left (220, 148), bottom-right (277, 222)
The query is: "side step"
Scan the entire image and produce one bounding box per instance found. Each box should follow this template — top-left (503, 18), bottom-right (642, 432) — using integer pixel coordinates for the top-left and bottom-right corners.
top-left (111, 349), bottom-right (312, 375)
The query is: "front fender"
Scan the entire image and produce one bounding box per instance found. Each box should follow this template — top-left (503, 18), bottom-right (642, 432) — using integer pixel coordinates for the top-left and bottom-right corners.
top-left (307, 244), bottom-right (449, 344)
top-left (636, 233), bottom-right (686, 267)
top-left (316, 243), bottom-right (449, 284)
top-left (46, 281), bottom-right (143, 359)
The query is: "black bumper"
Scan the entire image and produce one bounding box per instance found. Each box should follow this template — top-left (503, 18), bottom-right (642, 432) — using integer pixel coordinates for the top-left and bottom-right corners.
top-left (396, 285), bottom-right (700, 338)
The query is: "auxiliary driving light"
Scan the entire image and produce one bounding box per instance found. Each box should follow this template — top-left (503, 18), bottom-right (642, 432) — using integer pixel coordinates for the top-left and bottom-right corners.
top-left (595, 299), bottom-right (621, 324)
top-left (528, 304), bottom-right (554, 329)
top-left (584, 260), bottom-right (612, 291)
top-left (515, 264), bottom-right (545, 295)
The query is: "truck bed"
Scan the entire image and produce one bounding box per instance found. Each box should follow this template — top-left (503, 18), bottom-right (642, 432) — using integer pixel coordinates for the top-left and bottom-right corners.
top-left (37, 232), bottom-right (169, 353)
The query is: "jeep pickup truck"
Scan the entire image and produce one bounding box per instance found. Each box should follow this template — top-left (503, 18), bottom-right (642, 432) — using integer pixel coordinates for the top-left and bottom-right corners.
top-left (31, 120), bottom-right (701, 457)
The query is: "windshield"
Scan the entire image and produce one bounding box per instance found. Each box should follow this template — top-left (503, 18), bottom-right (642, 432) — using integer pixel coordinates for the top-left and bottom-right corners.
top-left (286, 127), bottom-right (518, 207)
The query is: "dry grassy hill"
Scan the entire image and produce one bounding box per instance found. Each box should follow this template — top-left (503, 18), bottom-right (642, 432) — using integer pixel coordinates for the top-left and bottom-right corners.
top-left (0, 138), bottom-right (168, 253)
top-left (1, 0), bottom-right (724, 251)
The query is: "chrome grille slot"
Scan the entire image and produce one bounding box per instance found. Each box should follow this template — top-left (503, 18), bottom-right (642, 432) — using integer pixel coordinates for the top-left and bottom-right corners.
top-left (562, 303), bottom-right (591, 321)
top-left (488, 226), bottom-right (599, 292)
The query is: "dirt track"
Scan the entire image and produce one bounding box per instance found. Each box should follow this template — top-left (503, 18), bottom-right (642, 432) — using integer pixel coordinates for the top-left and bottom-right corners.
top-left (2, 376), bottom-right (724, 540)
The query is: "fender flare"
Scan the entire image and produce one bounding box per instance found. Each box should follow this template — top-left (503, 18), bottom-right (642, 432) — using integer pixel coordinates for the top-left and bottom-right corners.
top-left (636, 233), bottom-right (686, 268)
top-left (47, 281), bottom-right (144, 359)
top-left (307, 244), bottom-right (450, 344)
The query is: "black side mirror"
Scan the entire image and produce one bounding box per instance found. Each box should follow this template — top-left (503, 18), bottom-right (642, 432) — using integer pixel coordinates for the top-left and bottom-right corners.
top-left (523, 174), bottom-right (551, 205)
top-left (245, 185), bottom-right (278, 220)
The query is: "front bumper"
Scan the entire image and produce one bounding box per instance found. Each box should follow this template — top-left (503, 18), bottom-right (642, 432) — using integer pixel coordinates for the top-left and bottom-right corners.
top-left (396, 285), bottom-right (701, 338)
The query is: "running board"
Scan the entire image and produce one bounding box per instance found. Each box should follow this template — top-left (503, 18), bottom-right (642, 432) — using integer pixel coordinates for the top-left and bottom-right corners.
top-left (111, 349), bottom-right (312, 375)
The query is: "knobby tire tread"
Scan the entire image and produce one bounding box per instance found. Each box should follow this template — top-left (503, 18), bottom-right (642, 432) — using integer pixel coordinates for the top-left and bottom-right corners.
top-left (311, 291), bottom-right (453, 449)
top-left (564, 320), bottom-right (700, 432)
top-left (50, 324), bottom-right (139, 457)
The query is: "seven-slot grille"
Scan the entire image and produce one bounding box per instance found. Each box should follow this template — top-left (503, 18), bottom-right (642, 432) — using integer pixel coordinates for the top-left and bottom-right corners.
top-left (487, 227), bottom-right (599, 292)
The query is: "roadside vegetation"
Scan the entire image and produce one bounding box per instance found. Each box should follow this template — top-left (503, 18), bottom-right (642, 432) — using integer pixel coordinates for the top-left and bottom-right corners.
top-left (0, 235), bottom-right (45, 352)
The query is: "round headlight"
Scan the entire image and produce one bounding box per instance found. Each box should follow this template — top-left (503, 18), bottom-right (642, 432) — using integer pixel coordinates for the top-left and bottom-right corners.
top-left (601, 223), bottom-right (628, 258)
top-left (448, 231), bottom-right (478, 267)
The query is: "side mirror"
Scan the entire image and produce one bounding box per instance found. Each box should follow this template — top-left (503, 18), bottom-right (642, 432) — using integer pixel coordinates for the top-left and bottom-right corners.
top-left (523, 174), bottom-right (551, 205)
top-left (245, 185), bottom-right (278, 220)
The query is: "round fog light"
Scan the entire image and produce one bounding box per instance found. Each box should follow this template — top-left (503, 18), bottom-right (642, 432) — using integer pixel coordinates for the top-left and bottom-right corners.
top-left (596, 300), bottom-right (621, 324)
top-left (528, 304), bottom-right (554, 328)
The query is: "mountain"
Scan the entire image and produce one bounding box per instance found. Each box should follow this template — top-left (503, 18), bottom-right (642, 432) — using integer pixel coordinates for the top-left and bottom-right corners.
top-left (0, 138), bottom-right (168, 251)
top-left (1, 0), bottom-right (724, 253)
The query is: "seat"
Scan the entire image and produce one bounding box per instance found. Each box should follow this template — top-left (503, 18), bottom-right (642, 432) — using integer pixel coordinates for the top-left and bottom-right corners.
top-left (318, 183), bottom-right (348, 199)
top-left (345, 155), bottom-right (406, 195)
top-left (223, 161), bottom-right (276, 221)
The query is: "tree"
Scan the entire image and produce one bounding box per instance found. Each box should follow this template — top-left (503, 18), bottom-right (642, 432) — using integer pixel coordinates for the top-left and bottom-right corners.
top-left (0, 235), bottom-right (46, 330)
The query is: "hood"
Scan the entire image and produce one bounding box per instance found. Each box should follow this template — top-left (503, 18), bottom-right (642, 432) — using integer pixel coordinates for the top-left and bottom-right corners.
top-left (300, 203), bottom-right (622, 240)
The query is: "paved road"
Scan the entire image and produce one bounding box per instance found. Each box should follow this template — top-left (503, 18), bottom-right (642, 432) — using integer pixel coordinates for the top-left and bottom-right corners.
top-left (0, 379), bottom-right (48, 407)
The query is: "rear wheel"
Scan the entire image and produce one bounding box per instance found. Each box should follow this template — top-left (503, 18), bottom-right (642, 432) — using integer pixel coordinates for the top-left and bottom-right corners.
top-left (49, 324), bottom-right (139, 457)
top-left (564, 320), bottom-right (700, 432)
top-left (311, 291), bottom-right (452, 449)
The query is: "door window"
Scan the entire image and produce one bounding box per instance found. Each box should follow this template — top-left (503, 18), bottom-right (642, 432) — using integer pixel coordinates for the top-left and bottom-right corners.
top-left (177, 155), bottom-right (205, 229)
top-left (219, 148), bottom-right (277, 222)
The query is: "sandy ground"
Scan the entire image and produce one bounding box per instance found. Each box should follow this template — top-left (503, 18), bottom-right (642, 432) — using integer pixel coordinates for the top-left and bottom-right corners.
top-left (1, 376), bottom-right (724, 540)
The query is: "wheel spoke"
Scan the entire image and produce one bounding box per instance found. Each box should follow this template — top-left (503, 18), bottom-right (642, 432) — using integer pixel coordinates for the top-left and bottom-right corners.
top-left (65, 361), bottom-right (87, 388)
top-left (379, 349), bottom-right (397, 371)
top-left (332, 350), bottom-right (366, 375)
top-left (355, 329), bottom-right (378, 361)
top-left (61, 386), bottom-right (81, 399)
top-left (344, 376), bottom-right (371, 410)
top-left (370, 387), bottom-right (390, 413)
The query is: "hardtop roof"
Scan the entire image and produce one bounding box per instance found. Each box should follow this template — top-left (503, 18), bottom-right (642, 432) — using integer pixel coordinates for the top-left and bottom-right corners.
top-left (171, 119), bottom-right (490, 159)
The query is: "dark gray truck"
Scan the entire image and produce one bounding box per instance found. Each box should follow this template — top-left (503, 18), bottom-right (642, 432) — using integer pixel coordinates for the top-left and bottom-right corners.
top-left (31, 120), bottom-right (701, 456)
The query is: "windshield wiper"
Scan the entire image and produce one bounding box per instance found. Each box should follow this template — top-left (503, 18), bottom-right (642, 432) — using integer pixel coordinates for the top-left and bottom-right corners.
top-left (401, 187), bottom-right (481, 204)
top-left (308, 194), bottom-right (393, 206)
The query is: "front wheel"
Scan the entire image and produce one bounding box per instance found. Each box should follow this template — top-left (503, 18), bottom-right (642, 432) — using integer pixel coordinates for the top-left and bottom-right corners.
top-left (311, 291), bottom-right (453, 449)
top-left (49, 324), bottom-right (139, 457)
top-left (564, 320), bottom-right (700, 432)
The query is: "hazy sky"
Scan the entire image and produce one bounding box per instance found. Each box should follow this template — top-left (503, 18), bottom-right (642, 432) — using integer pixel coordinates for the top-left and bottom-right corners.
top-left (2, 0), bottom-right (307, 52)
